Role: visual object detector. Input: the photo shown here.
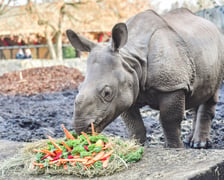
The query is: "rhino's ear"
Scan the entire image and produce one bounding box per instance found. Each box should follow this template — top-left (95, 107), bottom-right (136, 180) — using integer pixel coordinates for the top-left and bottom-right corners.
top-left (66, 29), bottom-right (96, 52)
top-left (111, 23), bottom-right (128, 52)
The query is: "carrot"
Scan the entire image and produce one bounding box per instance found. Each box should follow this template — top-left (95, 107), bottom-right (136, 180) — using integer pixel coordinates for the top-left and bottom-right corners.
top-left (41, 149), bottom-right (56, 157)
top-left (61, 124), bottom-right (75, 140)
top-left (72, 162), bottom-right (76, 167)
top-left (102, 157), bottom-right (110, 168)
top-left (33, 149), bottom-right (44, 153)
top-left (47, 135), bottom-right (62, 151)
top-left (84, 159), bottom-right (95, 166)
top-left (93, 151), bottom-right (105, 161)
top-left (91, 152), bottom-right (97, 157)
top-left (33, 162), bottom-right (44, 168)
top-left (56, 161), bottom-right (61, 167)
top-left (61, 141), bottom-right (72, 152)
top-left (63, 164), bottom-right (68, 170)
top-left (84, 156), bottom-right (92, 160)
top-left (102, 142), bottom-right (113, 150)
top-left (59, 158), bottom-right (88, 163)
top-left (33, 149), bottom-right (56, 157)
top-left (73, 155), bottom-right (81, 159)
top-left (91, 122), bottom-right (95, 136)
top-left (48, 161), bottom-right (56, 165)
top-left (101, 150), bottom-right (113, 159)
top-left (81, 132), bottom-right (91, 145)
top-left (55, 149), bottom-right (62, 154)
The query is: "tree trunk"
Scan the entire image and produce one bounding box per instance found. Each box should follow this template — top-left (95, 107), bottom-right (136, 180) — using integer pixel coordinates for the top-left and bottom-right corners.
top-left (45, 31), bottom-right (57, 60)
top-left (56, 31), bottom-right (63, 61)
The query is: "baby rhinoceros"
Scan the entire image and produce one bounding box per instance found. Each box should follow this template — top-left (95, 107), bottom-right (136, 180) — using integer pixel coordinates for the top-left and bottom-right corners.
top-left (66, 8), bottom-right (224, 148)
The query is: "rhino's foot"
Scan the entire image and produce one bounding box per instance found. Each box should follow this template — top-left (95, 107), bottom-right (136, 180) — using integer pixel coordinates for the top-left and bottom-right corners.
top-left (189, 138), bottom-right (212, 149)
top-left (164, 142), bottom-right (184, 148)
top-left (183, 133), bottom-right (212, 149)
top-left (183, 134), bottom-right (193, 147)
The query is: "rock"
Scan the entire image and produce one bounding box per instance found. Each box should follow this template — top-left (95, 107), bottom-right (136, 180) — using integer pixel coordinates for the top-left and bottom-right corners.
top-left (1, 141), bottom-right (224, 180)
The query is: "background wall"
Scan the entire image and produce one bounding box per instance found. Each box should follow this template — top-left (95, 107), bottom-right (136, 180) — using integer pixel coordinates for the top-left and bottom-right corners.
top-left (0, 58), bottom-right (87, 76)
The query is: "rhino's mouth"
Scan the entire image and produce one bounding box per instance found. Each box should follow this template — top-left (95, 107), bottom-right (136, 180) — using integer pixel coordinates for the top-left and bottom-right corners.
top-left (85, 115), bottom-right (113, 134)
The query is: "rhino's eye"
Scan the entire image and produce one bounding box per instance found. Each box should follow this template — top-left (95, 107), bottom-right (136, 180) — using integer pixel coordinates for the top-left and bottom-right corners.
top-left (101, 86), bottom-right (113, 102)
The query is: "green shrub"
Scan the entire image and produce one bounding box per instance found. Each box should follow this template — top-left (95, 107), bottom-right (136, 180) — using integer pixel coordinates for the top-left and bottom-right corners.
top-left (63, 46), bottom-right (76, 59)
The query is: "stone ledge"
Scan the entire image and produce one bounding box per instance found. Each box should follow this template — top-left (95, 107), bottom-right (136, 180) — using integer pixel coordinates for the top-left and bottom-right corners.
top-left (0, 140), bottom-right (224, 180)
top-left (0, 59), bottom-right (87, 76)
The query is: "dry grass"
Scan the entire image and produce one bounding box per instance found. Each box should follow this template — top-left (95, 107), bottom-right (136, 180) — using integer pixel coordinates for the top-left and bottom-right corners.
top-left (0, 137), bottom-right (143, 178)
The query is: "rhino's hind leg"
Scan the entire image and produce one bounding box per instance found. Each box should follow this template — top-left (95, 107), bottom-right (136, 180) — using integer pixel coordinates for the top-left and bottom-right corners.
top-left (159, 90), bottom-right (185, 148)
top-left (121, 106), bottom-right (146, 144)
top-left (183, 108), bottom-right (197, 146)
top-left (189, 93), bottom-right (218, 149)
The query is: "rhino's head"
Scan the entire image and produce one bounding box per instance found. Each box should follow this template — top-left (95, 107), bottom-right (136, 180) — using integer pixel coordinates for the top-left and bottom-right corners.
top-left (66, 23), bottom-right (139, 134)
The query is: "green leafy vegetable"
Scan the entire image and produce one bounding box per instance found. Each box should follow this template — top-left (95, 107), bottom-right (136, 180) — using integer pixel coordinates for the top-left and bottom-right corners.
top-left (94, 161), bottom-right (103, 169)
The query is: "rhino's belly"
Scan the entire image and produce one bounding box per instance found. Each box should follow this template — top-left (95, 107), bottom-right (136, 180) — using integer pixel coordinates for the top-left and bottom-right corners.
top-left (138, 81), bottom-right (220, 111)
top-left (185, 81), bottom-right (220, 109)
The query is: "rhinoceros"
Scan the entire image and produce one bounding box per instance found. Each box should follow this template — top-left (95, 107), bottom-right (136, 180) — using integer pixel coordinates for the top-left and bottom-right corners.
top-left (66, 8), bottom-right (224, 148)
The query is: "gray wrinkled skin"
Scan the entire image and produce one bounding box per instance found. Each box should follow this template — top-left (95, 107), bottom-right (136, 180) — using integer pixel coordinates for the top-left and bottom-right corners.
top-left (66, 8), bottom-right (224, 148)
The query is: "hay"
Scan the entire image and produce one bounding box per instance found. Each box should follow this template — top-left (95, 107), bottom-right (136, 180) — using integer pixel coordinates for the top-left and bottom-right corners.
top-left (0, 137), bottom-right (143, 178)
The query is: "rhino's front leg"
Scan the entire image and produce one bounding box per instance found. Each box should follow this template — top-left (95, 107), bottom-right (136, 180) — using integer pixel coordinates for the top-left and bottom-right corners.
top-left (121, 106), bottom-right (146, 144)
top-left (159, 90), bottom-right (185, 148)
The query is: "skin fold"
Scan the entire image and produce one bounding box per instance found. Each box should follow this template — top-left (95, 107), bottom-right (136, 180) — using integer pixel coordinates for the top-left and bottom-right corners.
top-left (66, 8), bottom-right (224, 148)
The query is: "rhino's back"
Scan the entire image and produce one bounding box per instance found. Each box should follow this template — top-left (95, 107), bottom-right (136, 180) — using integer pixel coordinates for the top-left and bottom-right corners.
top-left (123, 10), bottom-right (195, 93)
top-left (162, 8), bottom-right (224, 100)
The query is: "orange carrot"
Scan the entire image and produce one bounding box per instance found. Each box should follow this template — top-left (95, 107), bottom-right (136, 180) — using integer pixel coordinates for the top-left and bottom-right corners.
top-left (102, 157), bottom-right (110, 168)
top-left (56, 161), bottom-right (61, 167)
top-left (72, 162), bottom-right (76, 167)
top-left (102, 142), bottom-right (113, 150)
top-left (84, 159), bottom-right (95, 166)
top-left (61, 124), bottom-right (75, 140)
top-left (33, 149), bottom-right (56, 157)
top-left (91, 152), bottom-right (97, 157)
top-left (93, 151), bottom-right (105, 161)
top-left (81, 132), bottom-right (91, 145)
top-left (73, 155), bottom-right (81, 159)
top-left (84, 156), bottom-right (92, 160)
top-left (61, 141), bottom-right (72, 152)
top-left (63, 164), bottom-right (68, 170)
top-left (48, 161), bottom-right (56, 165)
top-left (33, 162), bottom-right (44, 168)
top-left (91, 122), bottom-right (95, 136)
top-left (55, 149), bottom-right (62, 154)
top-left (33, 149), bottom-right (44, 153)
top-left (59, 158), bottom-right (88, 163)
top-left (41, 149), bottom-right (56, 157)
top-left (101, 150), bottom-right (113, 159)
top-left (47, 135), bottom-right (62, 151)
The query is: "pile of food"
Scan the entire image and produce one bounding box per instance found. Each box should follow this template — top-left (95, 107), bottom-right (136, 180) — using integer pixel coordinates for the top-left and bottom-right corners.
top-left (1, 124), bottom-right (144, 178)
top-left (32, 124), bottom-right (114, 170)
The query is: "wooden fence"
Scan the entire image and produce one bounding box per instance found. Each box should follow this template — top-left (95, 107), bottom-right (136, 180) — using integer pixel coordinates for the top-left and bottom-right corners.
top-left (0, 44), bottom-right (73, 60)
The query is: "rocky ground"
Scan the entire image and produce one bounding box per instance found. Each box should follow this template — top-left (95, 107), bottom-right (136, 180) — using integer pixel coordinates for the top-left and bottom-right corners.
top-left (0, 66), bottom-right (224, 149)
